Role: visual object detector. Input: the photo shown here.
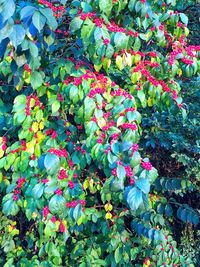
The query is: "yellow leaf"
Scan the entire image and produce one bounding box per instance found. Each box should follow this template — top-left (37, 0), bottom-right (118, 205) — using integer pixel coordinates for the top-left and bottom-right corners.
top-left (0, 148), bottom-right (4, 158)
top-left (147, 97), bottom-right (153, 107)
top-left (37, 131), bottom-right (45, 143)
top-left (105, 212), bottom-right (112, 220)
top-left (97, 118), bottom-right (107, 129)
top-left (26, 140), bottom-right (36, 154)
top-left (131, 72), bottom-right (141, 84)
top-left (23, 71), bottom-right (31, 84)
top-left (39, 121), bottom-right (44, 130)
top-left (34, 144), bottom-right (41, 157)
top-left (16, 84), bottom-right (23, 91)
top-left (27, 32), bottom-right (34, 41)
top-left (32, 212), bottom-right (38, 219)
top-left (77, 216), bottom-right (83, 226)
top-left (134, 54), bottom-right (141, 64)
top-left (102, 58), bottom-right (111, 71)
top-left (104, 203), bottom-right (113, 212)
top-left (62, 220), bottom-right (68, 227)
top-left (94, 64), bottom-right (102, 72)
top-left (178, 69), bottom-right (182, 77)
top-left (12, 228), bottom-right (19, 236)
top-left (116, 55), bottom-right (123, 70)
top-left (5, 56), bottom-right (12, 63)
top-left (24, 200), bottom-right (27, 208)
top-left (83, 180), bottom-right (89, 189)
top-left (8, 225), bottom-right (13, 232)
top-left (89, 179), bottom-right (94, 188)
top-left (30, 98), bottom-right (35, 107)
top-left (32, 122), bottom-right (39, 133)
top-left (55, 221), bottom-right (60, 231)
top-left (124, 53), bottom-right (132, 67)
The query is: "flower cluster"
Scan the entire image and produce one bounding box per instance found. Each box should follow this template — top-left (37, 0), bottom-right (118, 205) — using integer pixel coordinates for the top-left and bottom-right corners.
top-left (48, 148), bottom-right (68, 158)
top-left (141, 161), bottom-right (152, 171)
top-left (121, 123), bottom-right (137, 131)
top-left (38, 0), bottom-right (66, 18)
top-left (25, 95), bottom-right (44, 116)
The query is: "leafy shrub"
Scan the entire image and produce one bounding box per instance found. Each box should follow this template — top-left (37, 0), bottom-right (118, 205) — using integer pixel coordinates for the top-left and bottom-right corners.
top-left (0, 0), bottom-right (199, 266)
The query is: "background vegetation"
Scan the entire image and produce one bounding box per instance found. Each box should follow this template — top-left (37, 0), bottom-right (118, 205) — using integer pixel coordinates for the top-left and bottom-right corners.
top-left (0, 0), bottom-right (199, 266)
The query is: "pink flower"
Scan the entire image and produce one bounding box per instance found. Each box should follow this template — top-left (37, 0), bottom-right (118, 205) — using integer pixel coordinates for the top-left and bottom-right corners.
top-left (71, 200), bottom-right (77, 207)
top-left (57, 93), bottom-right (63, 102)
top-left (132, 144), bottom-right (139, 152)
top-left (79, 200), bottom-right (86, 206)
top-left (58, 169), bottom-right (68, 180)
top-left (97, 138), bottom-right (104, 144)
top-left (66, 202), bottom-right (71, 208)
top-left (172, 90), bottom-right (178, 100)
top-left (73, 172), bottom-right (78, 178)
top-left (141, 161), bottom-right (152, 171)
top-left (68, 180), bottom-right (75, 189)
top-left (43, 206), bottom-right (49, 218)
top-left (59, 221), bottom-right (65, 233)
top-left (13, 195), bottom-right (18, 201)
top-left (103, 39), bottom-right (110, 45)
top-left (55, 188), bottom-right (62, 195)
top-left (125, 165), bottom-right (133, 177)
top-left (51, 216), bottom-right (57, 223)
top-left (42, 179), bottom-right (49, 184)
top-left (112, 168), bottom-right (117, 176)
top-left (51, 131), bottom-right (57, 139)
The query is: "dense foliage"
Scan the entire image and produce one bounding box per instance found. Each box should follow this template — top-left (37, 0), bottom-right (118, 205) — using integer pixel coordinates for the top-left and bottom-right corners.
top-left (0, 0), bottom-right (199, 266)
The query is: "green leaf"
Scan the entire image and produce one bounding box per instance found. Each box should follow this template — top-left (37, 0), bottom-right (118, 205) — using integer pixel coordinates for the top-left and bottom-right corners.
top-left (49, 195), bottom-right (66, 214)
top-left (9, 25), bottom-right (25, 48)
top-left (135, 178), bottom-right (150, 194)
top-left (148, 167), bottom-right (158, 183)
top-left (0, 21), bottom-right (13, 42)
top-left (73, 204), bottom-right (82, 221)
top-left (32, 11), bottom-right (46, 32)
top-left (99, 0), bottom-right (112, 16)
top-left (70, 17), bottom-right (83, 32)
top-left (114, 32), bottom-right (129, 50)
top-left (84, 97), bottom-right (96, 121)
top-left (137, 90), bottom-right (146, 107)
top-left (135, 1), bottom-right (142, 13)
top-left (2, 194), bottom-right (19, 216)
top-left (114, 247), bottom-right (122, 264)
top-left (124, 186), bottom-right (143, 210)
top-left (110, 178), bottom-right (124, 191)
top-left (177, 206), bottom-right (199, 225)
top-left (29, 41), bottom-right (38, 58)
top-left (180, 13), bottom-right (188, 25)
top-left (30, 71), bottom-right (43, 89)
top-left (128, 0), bottom-right (137, 11)
top-left (106, 44), bottom-right (114, 58)
top-left (133, 37), bottom-right (141, 52)
top-left (1, 0), bottom-right (15, 22)
top-left (117, 165), bottom-right (126, 180)
top-left (130, 152), bottom-right (141, 167)
top-left (15, 54), bottom-right (27, 67)
top-left (44, 221), bottom-right (56, 237)
top-left (40, 8), bottom-right (58, 30)
top-left (44, 153), bottom-right (60, 173)
top-left (69, 85), bottom-right (79, 104)
top-left (20, 6), bottom-right (36, 19)
top-left (52, 100), bottom-right (60, 114)
top-left (32, 183), bottom-right (44, 199)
